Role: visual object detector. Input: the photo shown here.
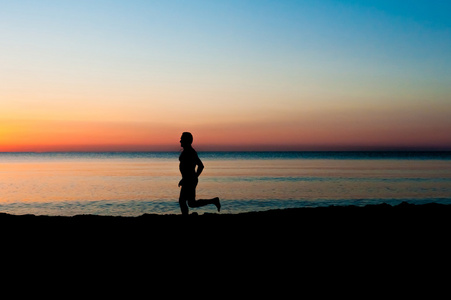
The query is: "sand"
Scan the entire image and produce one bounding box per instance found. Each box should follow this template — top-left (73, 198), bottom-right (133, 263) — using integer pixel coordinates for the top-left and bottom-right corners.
top-left (3, 201), bottom-right (448, 284)
top-left (2, 202), bottom-right (449, 240)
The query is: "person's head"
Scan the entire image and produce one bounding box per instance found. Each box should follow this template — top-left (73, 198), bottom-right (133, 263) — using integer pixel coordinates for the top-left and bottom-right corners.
top-left (180, 132), bottom-right (193, 148)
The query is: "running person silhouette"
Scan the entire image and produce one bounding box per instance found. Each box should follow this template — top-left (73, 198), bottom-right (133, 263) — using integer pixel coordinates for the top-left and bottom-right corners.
top-left (178, 132), bottom-right (220, 215)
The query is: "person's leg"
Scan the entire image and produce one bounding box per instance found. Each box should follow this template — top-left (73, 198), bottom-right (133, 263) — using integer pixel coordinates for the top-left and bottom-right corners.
top-left (179, 187), bottom-right (189, 216)
top-left (182, 179), bottom-right (221, 212)
top-left (188, 197), bottom-right (221, 212)
top-left (179, 198), bottom-right (189, 215)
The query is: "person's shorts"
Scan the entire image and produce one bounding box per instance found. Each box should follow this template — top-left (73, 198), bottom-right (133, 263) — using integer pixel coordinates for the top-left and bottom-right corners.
top-left (179, 178), bottom-right (198, 201)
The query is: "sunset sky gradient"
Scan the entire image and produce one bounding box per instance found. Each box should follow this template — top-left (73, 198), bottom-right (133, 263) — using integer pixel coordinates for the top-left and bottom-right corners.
top-left (1, 0), bottom-right (451, 151)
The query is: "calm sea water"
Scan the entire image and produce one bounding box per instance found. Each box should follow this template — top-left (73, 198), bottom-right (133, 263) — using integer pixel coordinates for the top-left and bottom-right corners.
top-left (0, 152), bottom-right (450, 216)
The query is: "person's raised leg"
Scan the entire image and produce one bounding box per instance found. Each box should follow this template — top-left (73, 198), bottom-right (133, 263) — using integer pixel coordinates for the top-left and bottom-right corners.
top-left (188, 197), bottom-right (221, 212)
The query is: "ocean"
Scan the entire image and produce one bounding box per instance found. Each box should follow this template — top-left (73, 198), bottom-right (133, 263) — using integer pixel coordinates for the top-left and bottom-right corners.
top-left (1, 151), bottom-right (450, 216)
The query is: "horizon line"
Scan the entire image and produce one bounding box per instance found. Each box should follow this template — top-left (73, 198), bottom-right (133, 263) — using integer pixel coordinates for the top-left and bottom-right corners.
top-left (2, 143), bottom-right (451, 153)
top-left (2, 149), bottom-right (451, 154)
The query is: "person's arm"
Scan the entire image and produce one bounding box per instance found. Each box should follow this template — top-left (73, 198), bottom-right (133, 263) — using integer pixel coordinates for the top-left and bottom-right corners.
top-left (196, 156), bottom-right (204, 177)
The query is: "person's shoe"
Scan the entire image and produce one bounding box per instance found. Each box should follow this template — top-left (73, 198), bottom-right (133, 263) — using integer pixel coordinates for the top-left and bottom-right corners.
top-left (213, 197), bottom-right (221, 212)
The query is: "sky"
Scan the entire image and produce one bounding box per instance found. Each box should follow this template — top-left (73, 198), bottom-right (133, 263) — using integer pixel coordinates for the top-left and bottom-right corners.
top-left (1, 0), bottom-right (451, 151)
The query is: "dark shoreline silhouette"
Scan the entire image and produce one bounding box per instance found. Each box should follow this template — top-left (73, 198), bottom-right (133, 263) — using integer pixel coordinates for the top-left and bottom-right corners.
top-left (3, 202), bottom-right (449, 266)
top-left (2, 202), bottom-right (450, 229)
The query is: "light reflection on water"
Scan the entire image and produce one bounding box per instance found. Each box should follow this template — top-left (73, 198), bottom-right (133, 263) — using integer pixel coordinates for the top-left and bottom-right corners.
top-left (0, 152), bottom-right (450, 215)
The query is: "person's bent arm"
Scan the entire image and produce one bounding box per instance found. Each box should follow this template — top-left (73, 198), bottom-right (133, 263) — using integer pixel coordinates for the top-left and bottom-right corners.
top-left (196, 159), bottom-right (204, 177)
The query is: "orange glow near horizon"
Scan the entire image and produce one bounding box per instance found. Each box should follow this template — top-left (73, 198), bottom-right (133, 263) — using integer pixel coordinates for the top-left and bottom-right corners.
top-left (2, 103), bottom-right (451, 152)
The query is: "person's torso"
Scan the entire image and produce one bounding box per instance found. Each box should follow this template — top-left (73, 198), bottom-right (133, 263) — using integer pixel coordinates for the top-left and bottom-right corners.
top-left (179, 148), bottom-right (197, 178)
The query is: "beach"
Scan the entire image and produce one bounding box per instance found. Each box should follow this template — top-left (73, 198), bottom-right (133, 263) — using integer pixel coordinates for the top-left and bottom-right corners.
top-left (3, 202), bottom-right (450, 241)
top-left (3, 201), bottom-right (449, 289)
top-left (1, 152), bottom-right (450, 252)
